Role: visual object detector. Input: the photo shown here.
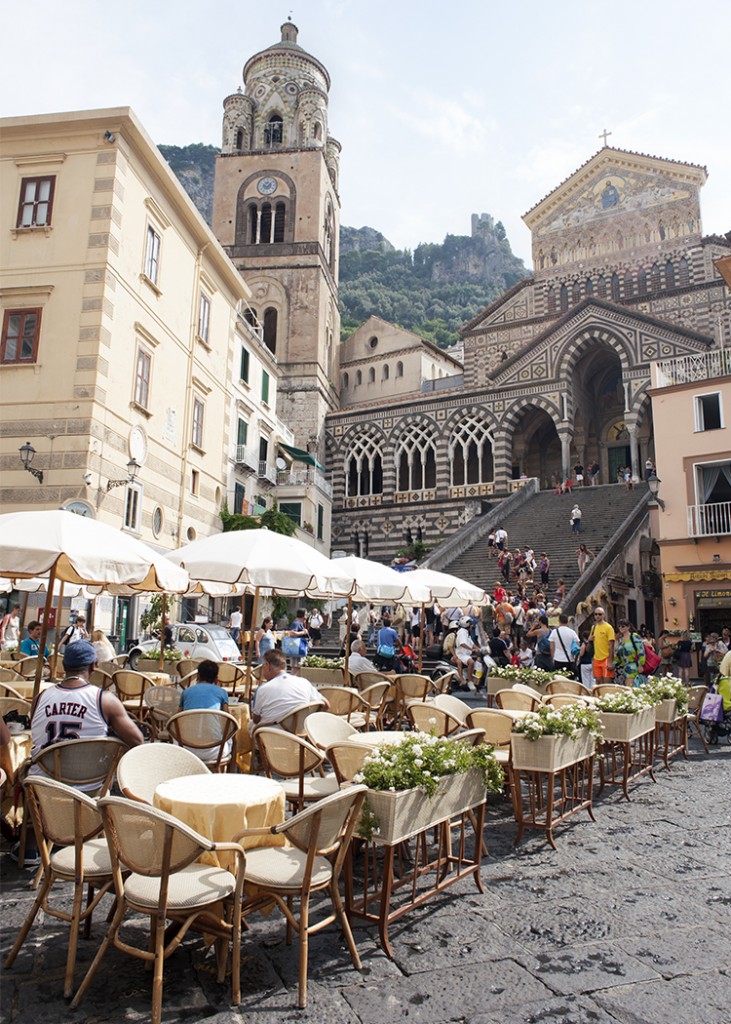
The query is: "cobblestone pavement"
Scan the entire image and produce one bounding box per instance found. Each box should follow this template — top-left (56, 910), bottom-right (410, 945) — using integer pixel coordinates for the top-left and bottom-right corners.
top-left (1, 735), bottom-right (729, 1024)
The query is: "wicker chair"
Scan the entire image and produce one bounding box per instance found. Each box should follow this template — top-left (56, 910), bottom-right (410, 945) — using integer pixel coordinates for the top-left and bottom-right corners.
top-left (177, 658), bottom-right (203, 680)
top-left (358, 681), bottom-right (392, 730)
top-left (0, 696), bottom-right (31, 718)
top-left (592, 683), bottom-right (626, 697)
top-left (277, 701), bottom-right (324, 737)
top-left (255, 727), bottom-right (339, 812)
top-left (116, 744), bottom-right (211, 804)
top-left (112, 670), bottom-right (153, 724)
top-left (177, 670), bottom-right (198, 690)
top-left (544, 693), bottom-right (586, 708)
top-left (30, 737), bottom-right (127, 796)
top-left (12, 657), bottom-right (37, 679)
top-left (432, 693), bottom-right (471, 724)
top-left (545, 678), bottom-right (591, 697)
top-left (351, 670), bottom-right (392, 691)
top-left (407, 703), bottom-right (462, 737)
top-left (235, 785), bottom-right (367, 1009)
top-left (317, 686), bottom-right (369, 729)
top-left (0, 668), bottom-right (25, 687)
top-left (304, 711), bottom-right (358, 751)
top-left (90, 668), bottom-right (114, 690)
top-left (5, 777), bottom-right (114, 998)
top-left (466, 708), bottom-right (514, 770)
top-left (512, 682), bottom-right (545, 702)
top-left (393, 674), bottom-right (433, 728)
top-left (166, 709), bottom-right (238, 772)
top-left (430, 670), bottom-right (457, 694)
top-left (686, 685), bottom-right (709, 753)
top-left (0, 680), bottom-right (25, 699)
top-left (214, 662), bottom-right (247, 696)
top-left (144, 684), bottom-right (183, 740)
top-left (70, 796), bottom-right (245, 1024)
top-left (495, 689), bottom-right (540, 714)
top-left (324, 742), bottom-right (373, 784)
top-left (452, 727), bottom-right (486, 747)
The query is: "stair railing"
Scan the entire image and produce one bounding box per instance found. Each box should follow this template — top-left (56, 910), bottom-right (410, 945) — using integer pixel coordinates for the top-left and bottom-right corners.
top-left (422, 478), bottom-right (540, 572)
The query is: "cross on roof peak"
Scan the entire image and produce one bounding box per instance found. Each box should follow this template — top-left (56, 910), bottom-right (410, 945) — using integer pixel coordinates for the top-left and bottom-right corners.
top-left (599, 128), bottom-right (612, 147)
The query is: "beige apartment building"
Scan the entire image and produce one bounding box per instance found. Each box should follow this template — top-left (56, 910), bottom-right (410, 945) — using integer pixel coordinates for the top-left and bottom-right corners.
top-left (0, 107), bottom-right (326, 641)
top-left (649, 351), bottom-right (731, 635)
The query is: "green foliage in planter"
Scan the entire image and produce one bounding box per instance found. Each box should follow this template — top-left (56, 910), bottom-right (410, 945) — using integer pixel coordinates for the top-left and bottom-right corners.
top-left (142, 648), bottom-right (183, 662)
top-left (220, 500), bottom-right (296, 537)
top-left (642, 674), bottom-right (689, 712)
top-left (302, 654), bottom-right (344, 669)
top-left (489, 665), bottom-right (554, 687)
top-left (512, 703), bottom-right (604, 743)
top-left (353, 733), bottom-right (504, 797)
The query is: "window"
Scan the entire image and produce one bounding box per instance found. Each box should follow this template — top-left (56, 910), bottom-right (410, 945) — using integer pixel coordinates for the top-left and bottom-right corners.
top-left (240, 347), bottom-right (250, 383)
top-left (664, 260), bottom-right (675, 290)
top-left (1, 309), bottom-right (41, 364)
top-left (254, 494), bottom-right (267, 512)
top-left (124, 484), bottom-right (142, 532)
top-left (623, 271), bottom-right (634, 298)
top-left (695, 394), bottom-right (723, 432)
top-left (382, 364), bottom-right (390, 381)
top-left (261, 370), bottom-right (270, 405)
top-left (355, 369), bottom-right (362, 386)
top-left (585, 277), bottom-right (594, 297)
top-left (678, 257), bottom-right (690, 287)
top-left (396, 421), bottom-right (437, 492)
top-left (345, 425), bottom-right (384, 498)
top-left (610, 273), bottom-right (620, 301)
top-left (559, 284), bottom-right (568, 312)
top-left (342, 372), bottom-right (349, 388)
top-left (396, 362), bottom-right (404, 378)
top-left (317, 503), bottom-right (324, 540)
top-left (449, 418), bottom-right (494, 486)
top-left (259, 437), bottom-right (269, 463)
top-left (546, 286), bottom-right (556, 314)
top-left (17, 176), bottom-right (55, 228)
top-left (368, 367), bottom-right (375, 383)
top-left (144, 226), bottom-right (161, 285)
top-left (572, 281), bottom-right (581, 305)
top-left (152, 506), bottom-right (163, 537)
top-left (596, 276), bottom-right (607, 299)
top-left (263, 307), bottom-right (277, 354)
top-left (237, 417), bottom-right (248, 447)
top-left (637, 268), bottom-right (648, 295)
top-left (233, 482), bottom-right (246, 514)
top-left (197, 293), bottom-right (211, 344)
top-left (191, 397), bottom-right (205, 448)
top-left (650, 262), bottom-right (661, 293)
top-left (280, 502), bottom-right (302, 527)
top-left (191, 469), bottom-right (200, 496)
top-left (134, 348), bottom-right (151, 408)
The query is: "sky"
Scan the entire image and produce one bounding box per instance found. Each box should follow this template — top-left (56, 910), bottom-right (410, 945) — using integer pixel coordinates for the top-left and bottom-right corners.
top-left (3, 0), bottom-right (729, 266)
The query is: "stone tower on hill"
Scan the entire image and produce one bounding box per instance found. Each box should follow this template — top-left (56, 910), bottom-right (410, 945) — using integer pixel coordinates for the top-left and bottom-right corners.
top-left (211, 20), bottom-right (340, 462)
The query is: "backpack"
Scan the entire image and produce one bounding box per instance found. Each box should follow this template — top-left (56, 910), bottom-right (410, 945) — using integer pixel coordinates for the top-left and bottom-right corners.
top-left (443, 630), bottom-right (457, 656)
top-left (537, 633), bottom-right (551, 655)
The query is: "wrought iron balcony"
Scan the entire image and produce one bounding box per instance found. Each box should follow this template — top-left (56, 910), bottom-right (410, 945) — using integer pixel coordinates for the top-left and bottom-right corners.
top-left (258, 461), bottom-right (278, 485)
top-left (233, 445), bottom-right (259, 471)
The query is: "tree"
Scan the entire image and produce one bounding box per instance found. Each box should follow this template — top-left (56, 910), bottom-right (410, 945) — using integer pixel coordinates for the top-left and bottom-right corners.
top-left (220, 500), bottom-right (297, 537)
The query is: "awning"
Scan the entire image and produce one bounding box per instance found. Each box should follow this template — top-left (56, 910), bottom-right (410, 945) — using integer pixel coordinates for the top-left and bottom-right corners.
top-left (278, 442), bottom-right (325, 472)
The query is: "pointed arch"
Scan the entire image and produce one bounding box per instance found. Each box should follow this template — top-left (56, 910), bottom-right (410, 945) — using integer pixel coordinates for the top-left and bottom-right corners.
top-left (343, 424), bottom-right (385, 497)
top-left (394, 419), bottom-right (438, 492)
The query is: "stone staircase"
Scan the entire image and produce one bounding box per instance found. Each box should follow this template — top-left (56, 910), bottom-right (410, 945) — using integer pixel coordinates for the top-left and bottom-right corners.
top-left (436, 483), bottom-right (650, 601)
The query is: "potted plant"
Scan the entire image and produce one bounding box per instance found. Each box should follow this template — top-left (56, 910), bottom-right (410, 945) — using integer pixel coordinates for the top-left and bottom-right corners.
top-left (642, 674), bottom-right (689, 723)
top-left (594, 688), bottom-right (658, 742)
top-left (137, 647), bottom-right (183, 675)
top-left (301, 654), bottom-right (345, 686)
top-left (353, 734), bottom-right (504, 844)
top-left (511, 703), bottom-right (603, 772)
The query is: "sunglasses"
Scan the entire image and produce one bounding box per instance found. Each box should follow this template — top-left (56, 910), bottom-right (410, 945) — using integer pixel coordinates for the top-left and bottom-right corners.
top-left (594, 613), bottom-right (604, 618)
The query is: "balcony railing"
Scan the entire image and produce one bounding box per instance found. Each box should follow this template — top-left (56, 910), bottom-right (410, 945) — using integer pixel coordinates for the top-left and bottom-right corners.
top-left (233, 445), bottom-right (259, 471)
top-left (688, 501), bottom-right (731, 537)
top-left (654, 350), bottom-right (731, 388)
top-left (277, 468), bottom-right (333, 499)
top-left (258, 461), bottom-right (278, 485)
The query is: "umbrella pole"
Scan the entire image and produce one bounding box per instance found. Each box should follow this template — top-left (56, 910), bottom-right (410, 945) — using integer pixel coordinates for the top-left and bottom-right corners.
top-left (52, 580), bottom-right (65, 682)
top-left (36, 565), bottom-right (57, 700)
top-left (418, 602), bottom-right (425, 672)
top-left (160, 594), bottom-right (167, 670)
top-left (88, 596), bottom-right (95, 634)
top-left (19, 591), bottom-right (29, 636)
top-left (344, 595), bottom-right (353, 686)
top-left (245, 587), bottom-right (259, 694)
top-left (240, 593), bottom-right (245, 657)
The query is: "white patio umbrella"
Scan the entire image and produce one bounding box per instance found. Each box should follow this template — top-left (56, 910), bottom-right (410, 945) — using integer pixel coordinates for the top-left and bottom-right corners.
top-left (0, 509), bottom-right (190, 696)
top-left (404, 568), bottom-right (489, 606)
top-left (169, 528), bottom-right (357, 680)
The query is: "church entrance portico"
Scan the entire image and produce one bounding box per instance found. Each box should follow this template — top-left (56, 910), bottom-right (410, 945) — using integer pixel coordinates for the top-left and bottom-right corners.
top-left (509, 404), bottom-right (561, 489)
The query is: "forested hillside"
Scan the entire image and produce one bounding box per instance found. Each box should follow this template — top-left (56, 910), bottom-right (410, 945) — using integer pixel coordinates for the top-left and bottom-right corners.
top-left (160, 143), bottom-right (529, 346)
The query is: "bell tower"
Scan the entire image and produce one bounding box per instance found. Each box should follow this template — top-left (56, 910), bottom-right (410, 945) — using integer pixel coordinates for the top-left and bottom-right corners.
top-left (212, 21), bottom-right (341, 460)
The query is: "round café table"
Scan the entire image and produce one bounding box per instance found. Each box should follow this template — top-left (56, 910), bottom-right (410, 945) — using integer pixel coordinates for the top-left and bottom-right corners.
top-left (153, 774), bottom-right (286, 870)
top-left (226, 701), bottom-right (253, 772)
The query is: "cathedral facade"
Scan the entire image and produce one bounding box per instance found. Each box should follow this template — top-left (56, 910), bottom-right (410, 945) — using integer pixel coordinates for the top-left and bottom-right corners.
top-left (213, 25), bottom-right (731, 565)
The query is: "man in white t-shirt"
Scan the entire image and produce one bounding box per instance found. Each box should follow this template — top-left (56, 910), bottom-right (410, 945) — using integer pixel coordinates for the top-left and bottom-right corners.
top-left (346, 640), bottom-right (385, 678)
top-left (250, 649), bottom-right (328, 731)
top-left (228, 608), bottom-right (243, 646)
top-left (549, 614), bottom-right (580, 675)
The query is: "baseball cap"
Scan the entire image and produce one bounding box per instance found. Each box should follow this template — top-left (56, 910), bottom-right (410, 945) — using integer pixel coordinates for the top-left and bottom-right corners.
top-left (63, 640), bottom-right (97, 670)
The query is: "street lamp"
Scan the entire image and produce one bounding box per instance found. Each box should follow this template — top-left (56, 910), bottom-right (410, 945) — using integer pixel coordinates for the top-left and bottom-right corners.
top-left (18, 441), bottom-right (43, 483)
top-left (647, 473), bottom-right (665, 510)
top-left (106, 458), bottom-right (141, 492)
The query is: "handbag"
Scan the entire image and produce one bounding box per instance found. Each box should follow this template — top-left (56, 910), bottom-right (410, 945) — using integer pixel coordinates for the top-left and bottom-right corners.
top-left (643, 643), bottom-right (662, 674)
top-left (282, 636), bottom-right (307, 658)
top-left (377, 643), bottom-right (395, 658)
top-left (700, 692), bottom-right (724, 723)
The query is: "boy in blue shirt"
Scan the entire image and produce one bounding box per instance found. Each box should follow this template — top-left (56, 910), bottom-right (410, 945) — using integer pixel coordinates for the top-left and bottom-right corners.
top-left (179, 660), bottom-right (229, 711)
top-left (19, 621), bottom-right (50, 659)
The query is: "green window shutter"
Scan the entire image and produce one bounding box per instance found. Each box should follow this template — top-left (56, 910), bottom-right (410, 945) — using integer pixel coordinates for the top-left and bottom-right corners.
top-left (317, 503), bottom-right (324, 540)
top-left (262, 370), bottom-right (270, 404)
top-left (240, 347), bottom-right (250, 383)
top-left (237, 418), bottom-right (248, 446)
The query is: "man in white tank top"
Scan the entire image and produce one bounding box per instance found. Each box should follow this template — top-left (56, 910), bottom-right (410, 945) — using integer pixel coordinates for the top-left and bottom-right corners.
top-left (31, 640), bottom-right (143, 758)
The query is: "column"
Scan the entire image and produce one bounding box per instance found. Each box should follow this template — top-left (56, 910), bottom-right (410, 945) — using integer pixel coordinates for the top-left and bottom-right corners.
top-left (557, 429), bottom-right (573, 481)
top-left (626, 420), bottom-right (640, 480)
top-left (492, 430), bottom-right (512, 492)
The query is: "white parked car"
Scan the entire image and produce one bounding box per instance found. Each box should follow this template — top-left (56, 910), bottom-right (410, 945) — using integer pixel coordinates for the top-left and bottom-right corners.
top-left (127, 622), bottom-right (241, 668)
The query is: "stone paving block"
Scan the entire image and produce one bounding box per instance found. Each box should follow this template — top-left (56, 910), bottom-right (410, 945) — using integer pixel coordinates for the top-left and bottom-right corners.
top-left (385, 909), bottom-right (525, 975)
top-left (525, 941), bottom-right (661, 994)
top-left (593, 972), bottom-right (731, 1024)
top-left (622, 924), bottom-right (728, 979)
top-left (342, 959), bottom-right (553, 1023)
top-left (467, 994), bottom-right (626, 1024)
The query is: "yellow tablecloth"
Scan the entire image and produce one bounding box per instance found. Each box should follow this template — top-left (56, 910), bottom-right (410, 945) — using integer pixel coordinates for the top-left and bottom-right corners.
top-left (227, 701), bottom-right (253, 772)
top-left (153, 774), bottom-right (285, 870)
top-left (140, 672), bottom-right (173, 687)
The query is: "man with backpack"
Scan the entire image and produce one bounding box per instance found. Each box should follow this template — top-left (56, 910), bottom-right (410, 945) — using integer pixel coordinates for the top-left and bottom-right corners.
top-left (550, 614), bottom-right (580, 677)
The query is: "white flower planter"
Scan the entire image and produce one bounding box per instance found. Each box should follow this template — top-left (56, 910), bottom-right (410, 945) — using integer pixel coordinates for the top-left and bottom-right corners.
top-left (359, 768), bottom-right (486, 845)
top-left (599, 706), bottom-right (656, 742)
top-left (653, 699), bottom-right (678, 724)
top-left (302, 667), bottom-right (345, 686)
top-left (137, 658), bottom-right (180, 676)
top-left (511, 729), bottom-right (595, 773)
